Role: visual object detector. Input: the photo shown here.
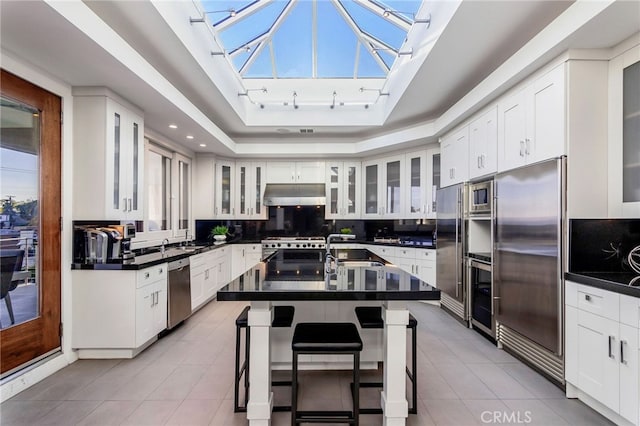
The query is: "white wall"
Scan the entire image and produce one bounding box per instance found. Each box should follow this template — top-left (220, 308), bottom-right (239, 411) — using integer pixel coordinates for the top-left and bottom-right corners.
top-left (0, 51), bottom-right (78, 401)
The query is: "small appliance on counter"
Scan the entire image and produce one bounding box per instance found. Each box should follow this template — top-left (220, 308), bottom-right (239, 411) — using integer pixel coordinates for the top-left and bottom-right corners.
top-left (73, 223), bottom-right (135, 264)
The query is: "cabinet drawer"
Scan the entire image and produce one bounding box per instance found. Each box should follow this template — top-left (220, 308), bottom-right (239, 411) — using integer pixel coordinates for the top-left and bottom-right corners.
top-left (396, 247), bottom-right (415, 259)
top-left (416, 249), bottom-right (436, 261)
top-left (137, 263), bottom-right (168, 288)
top-left (190, 253), bottom-right (208, 268)
top-left (620, 294), bottom-right (640, 329)
top-left (576, 284), bottom-right (620, 321)
top-left (376, 246), bottom-right (395, 259)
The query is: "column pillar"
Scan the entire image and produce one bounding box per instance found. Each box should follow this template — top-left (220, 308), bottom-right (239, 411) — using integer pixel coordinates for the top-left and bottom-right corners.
top-left (247, 301), bottom-right (273, 426)
top-left (381, 300), bottom-right (409, 426)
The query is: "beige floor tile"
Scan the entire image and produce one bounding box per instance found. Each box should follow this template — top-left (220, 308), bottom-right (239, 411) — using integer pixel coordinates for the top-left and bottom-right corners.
top-left (121, 399), bottom-right (181, 425)
top-left (76, 400), bottom-right (141, 426)
top-left (31, 400), bottom-right (101, 425)
top-left (0, 400), bottom-right (61, 425)
top-left (165, 398), bottom-right (222, 425)
top-left (423, 399), bottom-right (480, 426)
top-left (147, 365), bottom-right (208, 400)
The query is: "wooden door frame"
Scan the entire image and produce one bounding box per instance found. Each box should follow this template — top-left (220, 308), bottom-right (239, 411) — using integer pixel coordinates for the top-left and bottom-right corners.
top-left (0, 69), bottom-right (62, 375)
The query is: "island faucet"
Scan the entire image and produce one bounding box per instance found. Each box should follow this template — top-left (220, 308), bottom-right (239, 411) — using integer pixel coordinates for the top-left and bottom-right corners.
top-left (160, 238), bottom-right (170, 254)
top-left (325, 233), bottom-right (355, 273)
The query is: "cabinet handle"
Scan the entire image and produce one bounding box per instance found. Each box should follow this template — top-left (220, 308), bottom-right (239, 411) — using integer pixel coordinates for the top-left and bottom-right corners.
top-left (145, 272), bottom-right (150, 279)
top-left (584, 294), bottom-right (591, 301)
top-left (620, 340), bottom-right (627, 365)
top-left (123, 198), bottom-right (127, 212)
top-left (128, 198), bottom-right (132, 212)
top-left (477, 156), bottom-right (481, 169)
top-left (525, 138), bottom-right (531, 155)
top-left (520, 141), bottom-right (525, 157)
top-left (215, 207), bottom-right (218, 215)
top-left (608, 335), bottom-right (615, 359)
top-left (481, 155), bottom-right (485, 168)
top-left (159, 268), bottom-right (163, 274)
top-left (150, 292), bottom-right (154, 307)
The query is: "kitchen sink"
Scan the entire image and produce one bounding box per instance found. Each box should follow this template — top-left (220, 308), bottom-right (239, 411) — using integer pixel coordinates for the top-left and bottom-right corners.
top-left (337, 260), bottom-right (385, 268)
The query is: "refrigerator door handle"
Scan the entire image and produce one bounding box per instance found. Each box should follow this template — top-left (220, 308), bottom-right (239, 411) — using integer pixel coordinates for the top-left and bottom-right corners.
top-left (493, 296), bottom-right (500, 315)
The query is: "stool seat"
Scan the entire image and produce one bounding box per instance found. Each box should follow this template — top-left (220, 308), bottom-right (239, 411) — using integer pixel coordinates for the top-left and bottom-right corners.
top-left (236, 305), bottom-right (295, 328)
top-left (292, 322), bottom-right (363, 353)
top-left (354, 306), bottom-right (417, 329)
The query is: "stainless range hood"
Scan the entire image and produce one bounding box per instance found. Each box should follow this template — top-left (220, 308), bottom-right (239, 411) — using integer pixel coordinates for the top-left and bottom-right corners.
top-left (263, 183), bottom-right (326, 206)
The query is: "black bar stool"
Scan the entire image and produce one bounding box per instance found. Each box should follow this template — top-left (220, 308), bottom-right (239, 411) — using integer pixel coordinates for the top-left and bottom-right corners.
top-left (353, 306), bottom-right (418, 415)
top-left (291, 322), bottom-right (363, 425)
top-left (234, 305), bottom-right (295, 413)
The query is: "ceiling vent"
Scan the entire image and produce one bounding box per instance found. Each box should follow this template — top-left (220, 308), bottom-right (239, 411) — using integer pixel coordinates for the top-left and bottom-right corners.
top-left (299, 128), bottom-right (314, 134)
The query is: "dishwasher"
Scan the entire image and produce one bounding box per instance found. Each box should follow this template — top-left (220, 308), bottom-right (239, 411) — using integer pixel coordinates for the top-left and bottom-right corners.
top-left (167, 257), bottom-right (191, 329)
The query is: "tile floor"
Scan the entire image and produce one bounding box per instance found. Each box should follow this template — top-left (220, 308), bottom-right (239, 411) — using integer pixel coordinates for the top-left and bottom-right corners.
top-left (0, 300), bottom-right (613, 425)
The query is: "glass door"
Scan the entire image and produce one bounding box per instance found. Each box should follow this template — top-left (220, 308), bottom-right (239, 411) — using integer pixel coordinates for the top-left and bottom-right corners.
top-left (1, 69), bottom-right (61, 375)
top-left (363, 162), bottom-right (379, 217)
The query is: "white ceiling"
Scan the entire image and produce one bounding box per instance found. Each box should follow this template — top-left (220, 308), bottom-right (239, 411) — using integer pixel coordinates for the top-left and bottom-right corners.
top-left (1, 0), bottom-right (639, 157)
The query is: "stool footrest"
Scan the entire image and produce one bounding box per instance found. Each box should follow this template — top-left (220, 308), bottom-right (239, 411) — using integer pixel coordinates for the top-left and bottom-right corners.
top-left (296, 411), bottom-right (356, 423)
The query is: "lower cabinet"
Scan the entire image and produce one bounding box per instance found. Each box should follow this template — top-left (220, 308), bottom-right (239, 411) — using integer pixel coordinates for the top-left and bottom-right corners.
top-left (191, 246), bottom-right (232, 312)
top-left (362, 245), bottom-right (436, 287)
top-left (231, 243), bottom-right (261, 280)
top-left (72, 263), bottom-right (168, 358)
top-left (565, 280), bottom-right (639, 425)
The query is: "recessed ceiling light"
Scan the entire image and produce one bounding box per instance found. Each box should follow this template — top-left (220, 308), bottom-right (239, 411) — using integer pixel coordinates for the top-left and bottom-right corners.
top-left (169, 124), bottom-right (177, 129)
top-left (186, 135), bottom-right (194, 139)
top-left (199, 143), bottom-right (206, 147)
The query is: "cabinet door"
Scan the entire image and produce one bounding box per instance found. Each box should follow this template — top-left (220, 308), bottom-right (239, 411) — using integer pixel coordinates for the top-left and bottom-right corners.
top-left (193, 156), bottom-right (215, 218)
top-left (190, 271), bottom-right (205, 310)
top-left (382, 155), bottom-right (404, 218)
top-left (469, 107), bottom-right (497, 179)
top-left (530, 65), bottom-right (565, 163)
top-left (576, 309), bottom-right (620, 412)
top-left (296, 161), bottom-right (325, 183)
top-left (267, 162), bottom-right (296, 183)
top-left (126, 112), bottom-right (144, 220)
top-left (425, 148), bottom-right (440, 218)
top-left (231, 244), bottom-right (248, 279)
top-left (362, 161), bottom-right (381, 218)
top-left (105, 101), bottom-right (126, 219)
top-left (619, 323), bottom-right (639, 424)
top-left (252, 163), bottom-right (267, 219)
top-left (215, 161), bottom-right (234, 218)
top-left (405, 151), bottom-right (427, 218)
top-left (440, 127), bottom-right (468, 187)
top-left (326, 164), bottom-right (341, 219)
top-left (343, 162), bottom-right (360, 218)
top-left (135, 284), bottom-right (154, 347)
top-left (498, 89), bottom-right (528, 172)
top-left (236, 163), bottom-right (250, 218)
top-left (153, 281), bottom-right (167, 334)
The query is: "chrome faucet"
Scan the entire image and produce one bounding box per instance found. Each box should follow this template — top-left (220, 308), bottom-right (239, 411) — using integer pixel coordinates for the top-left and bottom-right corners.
top-left (161, 238), bottom-right (170, 254)
top-left (325, 233), bottom-right (355, 273)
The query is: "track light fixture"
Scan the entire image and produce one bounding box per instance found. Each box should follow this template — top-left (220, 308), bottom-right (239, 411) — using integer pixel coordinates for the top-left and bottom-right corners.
top-left (330, 91), bottom-right (337, 109)
top-left (382, 10), bottom-right (431, 27)
top-left (293, 91), bottom-right (299, 109)
top-left (190, 8), bottom-right (237, 24)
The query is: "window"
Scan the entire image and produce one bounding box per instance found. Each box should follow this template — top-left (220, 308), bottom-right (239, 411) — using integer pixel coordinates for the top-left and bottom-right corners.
top-left (176, 154), bottom-right (191, 235)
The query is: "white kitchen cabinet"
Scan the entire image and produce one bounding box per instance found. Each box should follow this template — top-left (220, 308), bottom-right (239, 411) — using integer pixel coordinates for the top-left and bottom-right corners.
top-left (415, 249), bottom-right (436, 287)
top-left (72, 263), bottom-right (167, 358)
top-left (498, 64), bottom-right (565, 172)
top-left (608, 46), bottom-right (640, 218)
top-left (73, 89), bottom-right (144, 220)
top-left (440, 125), bottom-right (469, 188)
top-left (325, 161), bottom-right (361, 219)
top-left (231, 243), bottom-right (262, 280)
top-left (193, 155), bottom-right (215, 219)
top-left (214, 246), bottom-right (231, 293)
top-left (236, 161), bottom-right (267, 219)
top-left (404, 150), bottom-right (429, 219)
top-left (215, 160), bottom-right (235, 218)
top-left (469, 106), bottom-right (498, 179)
top-left (426, 148), bottom-right (440, 219)
top-left (565, 280), bottom-right (639, 426)
top-left (361, 155), bottom-right (405, 219)
top-left (267, 161), bottom-right (325, 183)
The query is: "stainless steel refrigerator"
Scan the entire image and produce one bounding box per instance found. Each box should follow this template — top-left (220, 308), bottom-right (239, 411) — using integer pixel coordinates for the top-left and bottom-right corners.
top-left (494, 157), bottom-right (565, 382)
top-left (436, 183), bottom-right (467, 320)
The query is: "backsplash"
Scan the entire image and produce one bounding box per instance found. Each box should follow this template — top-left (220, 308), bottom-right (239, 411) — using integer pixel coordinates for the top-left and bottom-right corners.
top-left (569, 219), bottom-right (640, 273)
top-left (195, 206), bottom-right (435, 243)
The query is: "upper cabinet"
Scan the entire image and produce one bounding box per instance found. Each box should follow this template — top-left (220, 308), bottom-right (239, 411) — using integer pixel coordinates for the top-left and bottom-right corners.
top-left (498, 64), bottom-right (565, 172)
top-left (440, 125), bottom-right (469, 188)
top-left (325, 161), bottom-right (361, 219)
top-left (214, 160), bottom-right (234, 218)
top-left (404, 150), bottom-right (430, 219)
top-left (73, 90), bottom-right (144, 220)
top-left (362, 155), bottom-right (405, 219)
top-left (267, 161), bottom-right (325, 183)
top-left (468, 107), bottom-right (498, 179)
top-left (608, 43), bottom-right (640, 218)
top-left (236, 161), bottom-right (267, 219)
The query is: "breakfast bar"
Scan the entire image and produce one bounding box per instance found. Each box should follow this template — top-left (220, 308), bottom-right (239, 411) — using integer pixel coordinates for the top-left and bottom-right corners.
top-left (217, 249), bottom-right (440, 426)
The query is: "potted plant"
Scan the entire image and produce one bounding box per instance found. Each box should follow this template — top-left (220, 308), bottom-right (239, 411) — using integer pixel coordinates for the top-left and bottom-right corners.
top-left (340, 227), bottom-right (353, 239)
top-left (211, 225), bottom-right (228, 242)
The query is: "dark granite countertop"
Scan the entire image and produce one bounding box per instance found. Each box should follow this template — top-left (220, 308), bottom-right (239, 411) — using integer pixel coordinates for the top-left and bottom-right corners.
top-left (565, 272), bottom-right (640, 298)
top-left (217, 249), bottom-right (440, 301)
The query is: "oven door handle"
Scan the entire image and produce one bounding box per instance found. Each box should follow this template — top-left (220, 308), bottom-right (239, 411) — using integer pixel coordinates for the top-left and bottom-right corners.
top-left (469, 259), bottom-right (492, 272)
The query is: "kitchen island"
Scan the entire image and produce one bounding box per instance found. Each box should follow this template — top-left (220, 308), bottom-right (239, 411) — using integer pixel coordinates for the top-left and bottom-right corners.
top-left (217, 249), bottom-right (440, 426)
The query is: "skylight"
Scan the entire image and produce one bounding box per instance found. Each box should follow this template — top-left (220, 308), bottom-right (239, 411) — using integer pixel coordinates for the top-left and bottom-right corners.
top-left (198, 0), bottom-right (423, 79)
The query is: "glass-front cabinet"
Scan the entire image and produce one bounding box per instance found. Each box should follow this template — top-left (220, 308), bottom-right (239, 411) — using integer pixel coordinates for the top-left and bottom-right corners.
top-left (235, 161), bottom-right (267, 219)
top-left (361, 155), bottom-right (404, 219)
top-left (609, 46), bottom-right (640, 218)
top-left (404, 150), bottom-right (427, 219)
top-left (214, 160), bottom-right (234, 218)
top-left (72, 90), bottom-right (144, 220)
top-left (325, 161), bottom-right (360, 219)
top-left (427, 148), bottom-right (440, 219)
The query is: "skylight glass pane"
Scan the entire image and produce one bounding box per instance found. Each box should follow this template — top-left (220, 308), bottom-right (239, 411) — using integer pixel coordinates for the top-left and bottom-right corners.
top-left (217, 1), bottom-right (287, 52)
top-left (232, 49), bottom-right (252, 70)
top-left (200, 1), bottom-right (256, 25)
top-left (340, 0), bottom-right (406, 49)
top-left (378, 50), bottom-right (396, 69)
top-left (317, 1), bottom-right (357, 78)
top-left (272, 1), bottom-right (312, 78)
top-left (244, 45), bottom-right (274, 78)
top-left (357, 44), bottom-right (386, 78)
